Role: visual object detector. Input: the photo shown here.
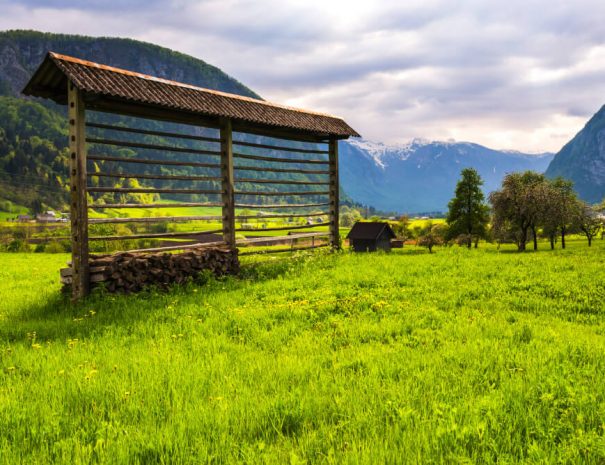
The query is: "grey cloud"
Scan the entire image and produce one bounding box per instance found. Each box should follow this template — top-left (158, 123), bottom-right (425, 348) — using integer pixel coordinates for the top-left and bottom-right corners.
top-left (4, 0), bottom-right (605, 152)
top-left (10, 0), bottom-right (164, 9)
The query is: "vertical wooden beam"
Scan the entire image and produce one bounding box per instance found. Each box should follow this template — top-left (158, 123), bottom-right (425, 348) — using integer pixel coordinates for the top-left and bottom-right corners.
top-left (220, 118), bottom-right (236, 249)
top-left (67, 81), bottom-right (89, 300)
top-left (328, 137), bottom-right (340, 249)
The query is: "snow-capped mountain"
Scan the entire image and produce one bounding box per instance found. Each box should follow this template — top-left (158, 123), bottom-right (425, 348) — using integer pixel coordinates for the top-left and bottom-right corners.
top-left (340, 138), bottom-right (554, 214)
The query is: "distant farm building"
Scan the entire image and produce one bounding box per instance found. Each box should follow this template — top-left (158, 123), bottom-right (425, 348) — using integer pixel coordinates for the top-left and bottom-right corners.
top-left (347, 222), bottom-right (396, 252)
top-left (16, 214), bottom-right (32, 222)
top-left (36, 211), bottom-right (60, 223)
top-left (36, 210), bottom-right (60, 223)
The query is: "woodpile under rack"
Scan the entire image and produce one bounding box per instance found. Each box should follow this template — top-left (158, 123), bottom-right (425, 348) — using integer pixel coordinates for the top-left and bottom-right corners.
top-left (61, 246), bottom-right (239, 293)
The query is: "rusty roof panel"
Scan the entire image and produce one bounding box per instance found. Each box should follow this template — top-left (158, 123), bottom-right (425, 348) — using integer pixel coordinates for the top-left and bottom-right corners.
top-left (23, 52), bottom-right (359, 138)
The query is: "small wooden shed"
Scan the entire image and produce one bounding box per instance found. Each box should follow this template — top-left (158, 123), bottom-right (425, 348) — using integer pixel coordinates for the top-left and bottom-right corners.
top-left (346, 222), bottom-right (395, 252)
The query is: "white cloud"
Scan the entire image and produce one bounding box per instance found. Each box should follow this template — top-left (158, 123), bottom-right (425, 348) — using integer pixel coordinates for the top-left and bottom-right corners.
top-left (2, 0), bottom-right (605, 152)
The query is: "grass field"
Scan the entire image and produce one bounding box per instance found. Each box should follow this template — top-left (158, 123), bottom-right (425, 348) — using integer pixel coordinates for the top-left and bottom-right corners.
top-left (0, 198), bottom-right (29, 221)
top-left (1, 240), bottom-right (605, 463)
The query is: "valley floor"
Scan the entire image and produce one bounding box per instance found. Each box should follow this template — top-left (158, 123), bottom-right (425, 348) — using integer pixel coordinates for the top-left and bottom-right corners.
top-left (1, 241), bottom-right (605, 464)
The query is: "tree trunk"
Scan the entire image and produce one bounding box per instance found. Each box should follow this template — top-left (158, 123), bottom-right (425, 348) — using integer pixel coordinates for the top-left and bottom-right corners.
top-left (561, 228), bottom-right (566, 249)
top-left (531, 226), bottom-right (538, 250)
top-left (549, 234), bottom-right (555, 250)
top-left (474, 236), bottom-right (479, 248)
top-left (518, 227), bottom-right (528, 251)
top-left (588, 236), bottom-right (592, 247)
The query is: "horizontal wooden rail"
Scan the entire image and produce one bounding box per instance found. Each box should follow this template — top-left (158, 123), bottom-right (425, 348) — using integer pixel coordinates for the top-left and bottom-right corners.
top-left (237, 231), bottom-right (329, 245)
top-left (86, 122), bottom-right (221, 143)
top-left (86, 137), bottom-right (221, 156)
top-left (88, 172), bottom-right (222, 182)
top-left (236, 222), bottom-right (329, 232)
top-left (88, 187), bottom-right (222, 195)
top-left (235, 212), bottom-right (328, 220)
top-left (123, 240), bottom-right (227, 254)
top-left (234, 126), bottom-right (329, 144)
top-left (88, 155), bottom-right (221, 169)
top-left (234, 165), bottom-right (329, 175)
top-left (24, 236), bottom-right (72, 243)
top-left (235, 178), bottom-right (329, 186)
top-left (233, 152), bottom-right (328, 165)
top-left (232, 140), bottom-right (328, 154)
top-left (88, 202), bottom-right (223, 209)
top-left (235, 190), bottom-right (329, 196)
top-left (235, 202), bottom-right (330, 209)
top-left (89, 229), bottom-right (223, 241)
top-left (239, 243), bottom-right (329, 256)
top-left (89, 215), bottom-right (222, 224)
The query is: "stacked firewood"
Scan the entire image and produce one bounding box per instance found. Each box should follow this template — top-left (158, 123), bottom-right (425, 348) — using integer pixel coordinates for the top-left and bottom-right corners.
top-left (61, 247), bottom-right (239, 293)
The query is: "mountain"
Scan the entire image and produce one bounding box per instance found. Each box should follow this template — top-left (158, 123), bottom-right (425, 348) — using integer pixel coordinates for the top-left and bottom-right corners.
top-left (339, 139), bottom-right (553, 213)
top-left (0, 30), bottom-right (258, 99)
top-left (0, 30), bottom-right (311, 211)
top-left (0, 30), bottom-right (555, 215)
top-left (545, 105), bottom-right (605, 204)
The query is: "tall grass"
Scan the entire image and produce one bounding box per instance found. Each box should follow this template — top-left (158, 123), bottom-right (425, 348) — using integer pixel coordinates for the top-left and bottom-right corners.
top-left (1, 241), bottom-right (604, 463)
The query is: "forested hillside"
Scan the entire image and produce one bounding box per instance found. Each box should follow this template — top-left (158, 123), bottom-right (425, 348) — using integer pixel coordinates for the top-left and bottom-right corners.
top-left (0, 96), bottom-right (69, 210)
top-left (546, 104), bottom-right (605, 203)
top-left (0, 30), bottom-right (340, 212)
top-left (0, 30), bottom-right (259, 100)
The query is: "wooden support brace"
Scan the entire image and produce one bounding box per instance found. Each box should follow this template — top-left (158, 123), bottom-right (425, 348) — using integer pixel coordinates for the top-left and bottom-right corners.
top-left (328, 137), bottom-right (340, 249)
top-left (68, 81), bottom-right (90, 300)
top-left (220, 118), bottom-right (236, 249)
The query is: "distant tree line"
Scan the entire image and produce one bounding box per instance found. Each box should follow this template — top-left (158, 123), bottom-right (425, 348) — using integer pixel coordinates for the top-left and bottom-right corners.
top-left (386, 168), bottom-right (604, 253)
top-left (489, 171), bottom-right (603, 250)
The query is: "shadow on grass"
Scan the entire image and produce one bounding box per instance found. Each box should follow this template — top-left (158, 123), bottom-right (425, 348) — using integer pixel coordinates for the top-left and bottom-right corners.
top-left (493, 247), bottom-right (557, 255)
top-left (1, 285), bottom-right (164, 344)
top-left (1, 258), bottom-right (297, 345)
top-left (395, 249), bottom-right (433, 256)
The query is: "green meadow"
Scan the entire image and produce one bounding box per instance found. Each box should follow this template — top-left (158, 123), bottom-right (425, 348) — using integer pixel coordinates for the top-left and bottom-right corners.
top-left (1, 240), bottom-right (605, 464)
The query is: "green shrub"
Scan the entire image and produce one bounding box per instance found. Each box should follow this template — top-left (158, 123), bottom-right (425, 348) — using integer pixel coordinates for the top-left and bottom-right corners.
top-left (6, 239), bottom-right (30, 252)
top-left (45, 241), bottom-right (66, 253)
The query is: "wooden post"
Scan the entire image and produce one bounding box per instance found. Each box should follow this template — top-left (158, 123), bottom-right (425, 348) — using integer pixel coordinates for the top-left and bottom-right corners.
top-left (68, 81), bottom-right (90, 299)
top-left (328, 137), bottom-right (340, 249)
top-left (220, 118), bottom-right (236, 249)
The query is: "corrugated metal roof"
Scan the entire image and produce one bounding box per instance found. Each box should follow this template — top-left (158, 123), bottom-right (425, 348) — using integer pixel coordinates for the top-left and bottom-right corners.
top-left (346, 222), bottom-right (396, 240)
top-left (22, 52), bottom-right (359, 138)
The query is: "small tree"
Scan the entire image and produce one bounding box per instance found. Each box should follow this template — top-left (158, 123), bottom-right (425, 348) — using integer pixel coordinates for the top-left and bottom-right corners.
top-left (339, 212), bottom-right (354, 227)
top-left (489, 172), bottom-right (545, 251)
top-left (392, 215), bottom-right (410, 240)
top-left (446, 168), bottom-right (490, 248)
top-left (548, 178), bottom-right (578, 249)
top-left (575, 202), bottom-right (602, 247)
top-left (417, 221), bottom-right (447, 253)
top-left (540, 184), bottom-right (561, 250)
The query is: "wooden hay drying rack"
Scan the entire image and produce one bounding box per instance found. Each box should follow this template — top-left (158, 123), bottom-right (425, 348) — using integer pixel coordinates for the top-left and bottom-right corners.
top-left (22, 52), bottom-right (359, 299)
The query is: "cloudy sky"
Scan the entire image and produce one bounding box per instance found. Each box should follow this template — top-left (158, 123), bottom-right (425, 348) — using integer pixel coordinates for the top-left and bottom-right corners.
top-left (2, 0), bottom-right (605, 153)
